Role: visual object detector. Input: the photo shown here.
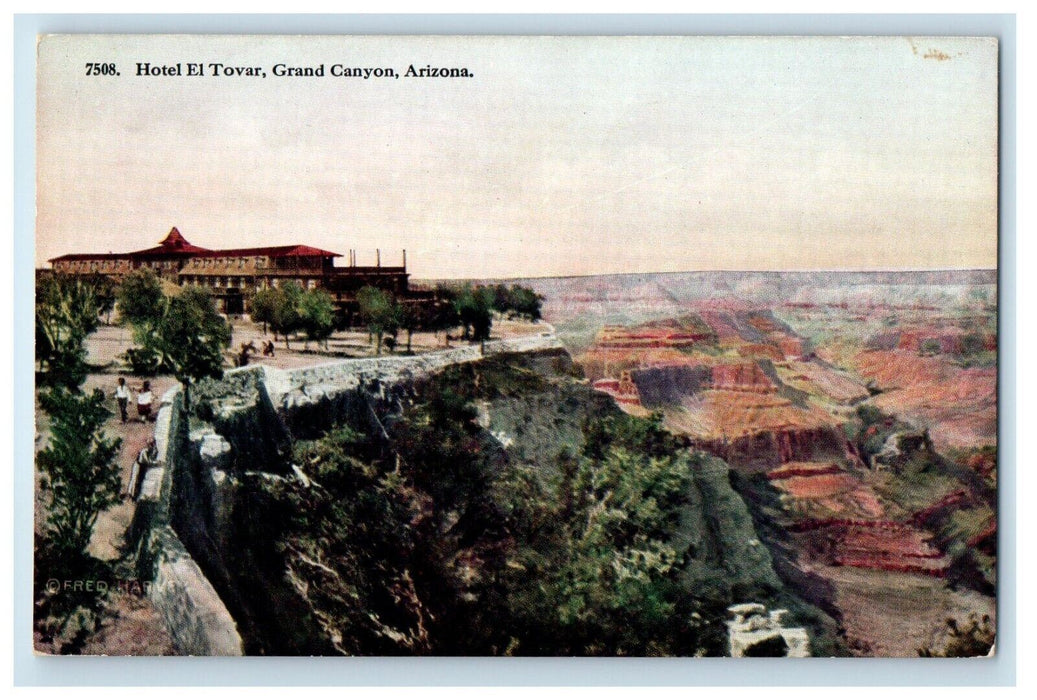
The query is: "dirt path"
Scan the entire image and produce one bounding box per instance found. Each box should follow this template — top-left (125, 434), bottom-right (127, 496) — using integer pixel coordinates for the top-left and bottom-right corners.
top-left (78, 374), bottom-right (178, 560)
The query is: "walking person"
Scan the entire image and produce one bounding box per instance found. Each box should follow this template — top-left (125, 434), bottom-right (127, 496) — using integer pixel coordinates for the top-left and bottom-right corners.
top-left (136, 380), bottom-right (154, 422)
top-left (114, 376), bottom-right (130, 423)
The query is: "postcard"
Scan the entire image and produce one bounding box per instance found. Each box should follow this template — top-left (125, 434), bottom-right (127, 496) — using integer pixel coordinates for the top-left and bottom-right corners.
top-left (33, 34), bottom-right (998, 658)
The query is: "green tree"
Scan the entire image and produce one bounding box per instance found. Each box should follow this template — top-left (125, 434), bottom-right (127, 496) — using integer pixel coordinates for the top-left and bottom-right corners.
top-left (299, 288), bottom-right (336, 350)
top-left (505, 285), bottom-right (543, 321)
top-left (356, 286), bottom-right (396, 355)
top-left (488, 283), bottom-right (543, 321)
top-left (36, 388), bottom-right (122, 558)
top-left (35, 385), bottom-right (123, 652)
top-left (453, 284), bottom-right (494, 342)
top-left (426, 291), bottom-right (461, 345)
top-left (490, 284), bottom-right (511, 315)
top-left (395, 302), bottom-right (423, 354)
top-left (116, 269), bottom-right (165, 327)
top-left (270, 282), bottom-right (304, 348)
top-left (83, 274), bottom-right (117, 325)
top-left (116, 270), bottom-right (169, 374)
top-left (150, 286), bottom-right (231, 409)
top-left (35, 275), bottom-right (103, 389)
top-left (250, 287), bottom-right (279, 334)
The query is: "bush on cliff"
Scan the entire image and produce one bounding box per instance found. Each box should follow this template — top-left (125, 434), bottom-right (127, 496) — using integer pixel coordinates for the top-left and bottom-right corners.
top-left (499, 446), bottom-right (698, 655)
top-left (275, 388), bottom-right (506, 654)
top-left (493, 409), bottom-right (735, 656)
top-left (34, 387), bottom-right (122, 653)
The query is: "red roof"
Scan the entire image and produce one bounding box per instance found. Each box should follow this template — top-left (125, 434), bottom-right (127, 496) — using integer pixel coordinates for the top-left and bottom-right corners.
top-left (49, 252), bottom-right (128, 262)
top-left (126, 227), bottom-right (212, 258)
top-left (191, 244), bottom-right (341, 258)
top-left (49, 228), bottom-right (342, 264)
top-left (162, 227), bottom-right (190, 247)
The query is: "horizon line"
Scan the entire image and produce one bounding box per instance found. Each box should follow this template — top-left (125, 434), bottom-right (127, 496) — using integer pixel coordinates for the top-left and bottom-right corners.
top-left (413, 267), bottom-right (999, 283)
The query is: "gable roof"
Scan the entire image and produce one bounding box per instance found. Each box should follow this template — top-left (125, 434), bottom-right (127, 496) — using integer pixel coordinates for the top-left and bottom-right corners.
top-left (126, 227), bottom-right (212, 257)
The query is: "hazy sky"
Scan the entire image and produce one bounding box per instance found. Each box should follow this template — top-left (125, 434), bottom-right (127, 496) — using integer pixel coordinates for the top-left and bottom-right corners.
top-left (36, 35), bottom-right (998, 278)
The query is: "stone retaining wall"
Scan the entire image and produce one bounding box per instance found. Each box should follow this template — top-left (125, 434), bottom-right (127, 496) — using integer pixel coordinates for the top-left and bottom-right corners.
top-left (129, 387), bottom-right (245, 656)
top-left (262, 331), bottom-right (563, 410)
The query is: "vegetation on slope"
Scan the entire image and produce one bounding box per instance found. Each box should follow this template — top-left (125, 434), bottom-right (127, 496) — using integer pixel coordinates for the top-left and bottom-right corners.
top-left (244, 352), bottom-right (826, 655)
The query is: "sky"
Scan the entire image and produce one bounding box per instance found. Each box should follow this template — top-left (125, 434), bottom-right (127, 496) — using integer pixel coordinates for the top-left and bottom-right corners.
top-left (36, 35), bottom-right (999, 279)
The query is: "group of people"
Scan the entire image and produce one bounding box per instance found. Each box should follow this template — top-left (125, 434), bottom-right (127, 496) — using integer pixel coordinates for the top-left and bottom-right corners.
top-left (235, 339), bottom-right (278, 367)
top-left (113, 376), bottom-right (154, 423)
top-left (111, 377), bottom-right (158, 501)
